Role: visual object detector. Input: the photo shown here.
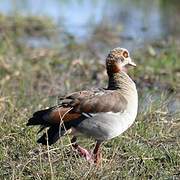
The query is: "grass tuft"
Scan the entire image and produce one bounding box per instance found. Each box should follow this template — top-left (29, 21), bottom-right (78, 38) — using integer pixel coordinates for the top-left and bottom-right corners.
top-left (0, 15), bottom-right (180, 179)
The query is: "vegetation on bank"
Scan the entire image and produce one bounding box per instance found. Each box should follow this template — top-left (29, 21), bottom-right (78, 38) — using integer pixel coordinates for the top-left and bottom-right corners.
top-left (0, 15), bottom-right (179, 179)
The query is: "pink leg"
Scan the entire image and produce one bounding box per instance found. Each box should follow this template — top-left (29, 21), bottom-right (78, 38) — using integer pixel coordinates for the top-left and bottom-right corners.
top-left (71, 137), bottom-right (92, 162)
top-left (93, 141), bottom-right (102, 165)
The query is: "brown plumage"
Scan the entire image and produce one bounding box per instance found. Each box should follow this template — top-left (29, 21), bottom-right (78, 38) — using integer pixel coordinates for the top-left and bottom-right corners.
top-left (61, 89), bottom-right (127, 113)
top-left (27, 47), bottom-right (138, 165)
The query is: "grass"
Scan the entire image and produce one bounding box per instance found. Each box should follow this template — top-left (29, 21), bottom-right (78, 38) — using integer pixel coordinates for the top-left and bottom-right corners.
top-left (0, 15), bottom-right (180, 179)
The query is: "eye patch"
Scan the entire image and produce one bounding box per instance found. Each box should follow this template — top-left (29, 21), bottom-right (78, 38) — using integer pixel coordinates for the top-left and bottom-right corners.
top-left (123, 51), bottom-right (129, 58)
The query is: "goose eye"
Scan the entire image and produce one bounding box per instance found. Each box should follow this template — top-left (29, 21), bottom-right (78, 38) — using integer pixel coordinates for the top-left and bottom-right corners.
top-left (123, 51), bottom-right (129, 58)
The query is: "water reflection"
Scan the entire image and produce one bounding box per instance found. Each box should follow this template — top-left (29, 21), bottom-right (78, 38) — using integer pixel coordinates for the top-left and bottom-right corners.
top-left (0, 0), bottom-right (179, 48)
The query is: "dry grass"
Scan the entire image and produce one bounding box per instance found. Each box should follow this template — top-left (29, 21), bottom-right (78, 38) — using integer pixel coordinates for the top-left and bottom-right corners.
top-left (0, 15), bottom-right (180, 179)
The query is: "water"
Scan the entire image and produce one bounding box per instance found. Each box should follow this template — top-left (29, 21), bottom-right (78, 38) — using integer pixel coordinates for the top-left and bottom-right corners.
top-left (0, 0), bottom-right (179, 113)
top-left (0, 0), bottom-right (180, 49)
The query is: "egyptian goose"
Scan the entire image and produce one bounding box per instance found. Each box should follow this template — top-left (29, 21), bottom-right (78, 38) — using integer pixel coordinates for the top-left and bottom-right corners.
top-left (27, 47), bottom-right (138, 165)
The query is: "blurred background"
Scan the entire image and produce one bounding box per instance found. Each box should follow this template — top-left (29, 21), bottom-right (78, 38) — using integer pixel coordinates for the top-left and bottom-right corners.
top-left (0, 0), bottom-right (179, 50)
top-left (0, 0), bottom-right (180, 179)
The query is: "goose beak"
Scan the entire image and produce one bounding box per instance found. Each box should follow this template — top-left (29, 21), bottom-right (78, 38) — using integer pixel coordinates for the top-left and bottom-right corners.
top-left (129, 61), bottom-right (136, 67)
top-left (128, 58), bottom-right (136, 67)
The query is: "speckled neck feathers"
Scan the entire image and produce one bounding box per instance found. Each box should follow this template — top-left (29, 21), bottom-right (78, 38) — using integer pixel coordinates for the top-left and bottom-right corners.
top-left (108, 71), bottom-right (136, 95)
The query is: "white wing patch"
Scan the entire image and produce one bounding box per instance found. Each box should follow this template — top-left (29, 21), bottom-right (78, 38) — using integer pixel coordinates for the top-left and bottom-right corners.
top-left (82, 111), bottom-right (125, 118)
top-left (82, 112), bottom-right (93, 118)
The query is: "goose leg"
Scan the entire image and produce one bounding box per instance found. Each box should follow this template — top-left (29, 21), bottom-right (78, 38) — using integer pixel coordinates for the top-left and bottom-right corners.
top-left (71, 136), bottom-right (92, 161)
top-left (93, 141), bottom-right (102, 165)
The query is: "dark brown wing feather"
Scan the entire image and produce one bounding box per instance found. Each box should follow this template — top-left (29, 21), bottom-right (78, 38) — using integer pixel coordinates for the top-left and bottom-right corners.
top-left (28, 89), bottom-right (127, 126)
top-left (27, 89), bottom-right (127, 145)
top-left (59, 89), bottom-right (127, 116)
top-left (78, 91), bottom-right (127, 113)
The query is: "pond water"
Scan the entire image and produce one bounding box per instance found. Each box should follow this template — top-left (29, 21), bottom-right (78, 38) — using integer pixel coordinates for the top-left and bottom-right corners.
top-left (0, 0), bottom-right (179, 113)
top-left (0, 0), bottom-right (180, 49)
